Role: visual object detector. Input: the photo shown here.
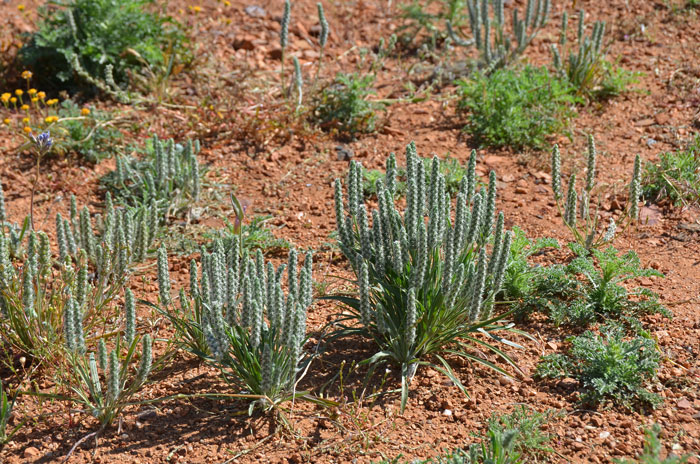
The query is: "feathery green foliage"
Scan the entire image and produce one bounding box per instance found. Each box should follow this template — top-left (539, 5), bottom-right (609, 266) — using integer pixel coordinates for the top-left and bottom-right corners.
top-left (458, 66), bottom-right (576, 150)
top-left (332, 143), bottom-right (524, 412)
top-left (615, 424), bottom-right (691, 464)
top-left (313, 73), bottom-right (383, 137)
top-left (643, 135), bottom-right (700, 207)
top-left (536, 324), bottom-right (661, 411)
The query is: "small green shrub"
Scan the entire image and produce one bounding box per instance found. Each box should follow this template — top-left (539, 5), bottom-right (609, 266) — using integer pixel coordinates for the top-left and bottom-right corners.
top-left (513, 244), bottom-right (668, 326)
top-left (536, 325), bottom-right (661, 410)
top-left (643, 135), bottom-right (700, 207)
top-left (313, 72), bottom-right (383, 137)
top-left (457, 66), bottom-right (576, 150)
top-left (50, 100), bottom-right (122, 162)
top-left (486, 406), bottom-right (558, 461)
top-left (19, 0), bottom-right (184, 93)
top-left (332, 142), bottom-right (523, 412)
top-left (615, 424), bottom-right (691, 464)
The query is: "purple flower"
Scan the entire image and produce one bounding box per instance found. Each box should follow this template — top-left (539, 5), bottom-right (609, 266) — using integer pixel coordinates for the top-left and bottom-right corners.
top-left (31, 131), bottom-right (53, 153)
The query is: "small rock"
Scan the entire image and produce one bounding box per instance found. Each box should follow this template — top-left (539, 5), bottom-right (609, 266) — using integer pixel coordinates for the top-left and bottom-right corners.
top-left (599, 431), bottom-right (610, 439)
top-left (244, 5), bottom-right (266, 17)
top-left (514, 187), bottom-right (527, 194)
top-left (24, 447), bottom-right (40, 459)
top-left (677, 398), bottom-right (692, 409)
top-left (335, 145), bottom-right (354, 161)
top-left (442, 409), bottom-right (453, 417)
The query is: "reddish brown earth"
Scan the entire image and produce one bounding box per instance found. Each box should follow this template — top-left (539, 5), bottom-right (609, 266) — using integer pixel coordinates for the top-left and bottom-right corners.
top-left (1, 0), bottom-right (699, 463)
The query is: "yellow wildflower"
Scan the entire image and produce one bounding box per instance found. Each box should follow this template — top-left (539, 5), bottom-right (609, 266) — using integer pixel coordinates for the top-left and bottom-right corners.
top-left (81, 108), bottom-right (90, 116)
top-left (47, 99), bottom-right (58, 106)
top-left (23, 126), bottom-right (32, 133)
top-left (22, 117), bottom-right (30, 124)
top-left (1, 93), bottom-right (10, 103)
top-left (3, 118), bottom-right (10, 125)
top-left (15, 89), bottom-right (23, 96)
top-left (190, 5), bottom-right (201, 13)
top-left (21, 70), bottom-right (32, 80)
top-left (10, 97), bottom-right (17, 104)
top-left (21, 104), bottom-right (29, 111)
top-left (31, 97), bottom-right (38, 103)
top-left (224, 0), bottom-right (230, 5)
top-left (45, 116), bottom-right (59, 123)
top-left (37, 91), bottom-right (46, 99)
top-left (28, 88), bottom-right (37, 95)
top-left (18, 5), bottom-right (25, 12)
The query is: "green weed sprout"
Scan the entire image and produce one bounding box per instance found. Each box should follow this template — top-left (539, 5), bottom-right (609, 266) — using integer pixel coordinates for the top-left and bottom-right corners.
top-left (615, 424), bottom-right (691, 464)
top-left (551, 136), bottom-right (642, 250)
top-left (332, 142), bottom-right (525, 412)
top-left (0, 381), bottom-right (23, 447)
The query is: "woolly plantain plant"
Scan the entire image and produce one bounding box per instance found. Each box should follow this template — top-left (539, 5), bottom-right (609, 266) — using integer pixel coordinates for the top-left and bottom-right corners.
top-left (58, 289), bottom-right (152, 429)
top-left (158, 240), bottom-right (321, 415)
top-left (447, 0), bottom-right (551, 72)
top-left (551, 135), bottom-right (642, 251)
top-left (332, 142), bottom-right (523, 412)
top-left (101, 136), bottom-right (203, 221)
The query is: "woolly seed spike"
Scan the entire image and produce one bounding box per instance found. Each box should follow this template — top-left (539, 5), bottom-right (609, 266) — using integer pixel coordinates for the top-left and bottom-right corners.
top-left (79, 207), bottom-right (94, 259)
top-left (97, 339), bottom-right (107, 371)
top-left (56, 213), bottom-right (68, 261)
top-left (580, 190), bottom-right (589, 221)
top-left (317, 2), bottom-right (329, 48)
top-left (465, 192), bottom-right (483, 246)
top-left (88, 353), bottom-right (102, 398)
top-left (72, 297), bottom-right (86, 353)
top-left (469, 248), bottom-right (488, 322)
top-left (585, 135), bottom-right (597, 192)
top-left (629, 154), bottom-right (642, 220)
top-left (76, 250), bottom-right (88, 308)
top-left (466, 150), bottom-right (477, 203)
top-left (551, 145), bottom-right (562, 200)
top-left (63, 297), bottom-right (76, 351)
top-left (302, 251), bottom-right (313, 308)
top-left (227, 270), bottom-right (239, 326)
top-left (525, 0), bottom-right (534, 27)
top-left (280, 0), bottom-right (291, 50)
top-left (481, 171), bottom-right (497, 240)
top-left (333, 178), bottom-right (349, 246)
top-left (441, 227), bottom-right (454, 293)
top-left (157, 245), bottom-right (171, 306)
top-left (385, 152), bottom-right (397, 197)
top-left (125, 288), bottom-right (136, 346)
top-left (147, 199), bottom-right (158, 246)
top-left (358, 205), bottom-right (372, 259)
top-left (428, 156), bottom-right (440, 216)
top-left (63, 217), bottom-right (77, 255)
top-left (577, 9), bottom-right (585, 42)
top-left (391, 240), bottom-right (403, 271)
top-left (453, 192), bottom-right (467, 254)
top-left (372, 209), bottom-right (386, 274)
top-left (0, 178), bottom-right (6, 223)
top-left (603, 218), bottom-right (616, 243)
top-left (69, 194), bottom-right (78, 226)
top-left (117, 220), bottom-right (129, 276)
top-left (21, 265), bottom-right (34, 316)
top-left (564, 174), bottom-right (578, 227)
top-left (487, 212), bottom-right (505, 275)
top-left (359, 261), bottom-right (371, 326)
top-left (406, 288), bottom-right (417, 349)
top-left (107, 351), bottom-right (120, 402)
top-left (287, 248), bottom-right (299, 304)
top-left (38, 231), bottom-right (50, 272)
top-left (293, 56), bottom-right (303, 106)
top-left (136, 335), bottom-right (152, 386)
top-left (188, 259), bottom-right (198, 299)
top-left (494, 0), bottom-right (504, 25)
top-left (492, 230), bottom-right (512, 298)
top-left (27, 232), bottom-right (38, 278)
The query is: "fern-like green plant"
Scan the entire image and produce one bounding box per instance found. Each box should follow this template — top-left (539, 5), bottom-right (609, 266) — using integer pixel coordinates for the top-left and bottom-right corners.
top-left (332, 142), bottom-right (525, 412)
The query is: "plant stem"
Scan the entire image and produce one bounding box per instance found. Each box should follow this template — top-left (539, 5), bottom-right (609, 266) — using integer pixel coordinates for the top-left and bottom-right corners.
top-left (29, 153), bottom-right (42, 231)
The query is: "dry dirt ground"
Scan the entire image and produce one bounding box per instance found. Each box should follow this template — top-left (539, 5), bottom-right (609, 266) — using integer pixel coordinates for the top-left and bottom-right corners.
top-left (0, 0), bottom-right (699, 463)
